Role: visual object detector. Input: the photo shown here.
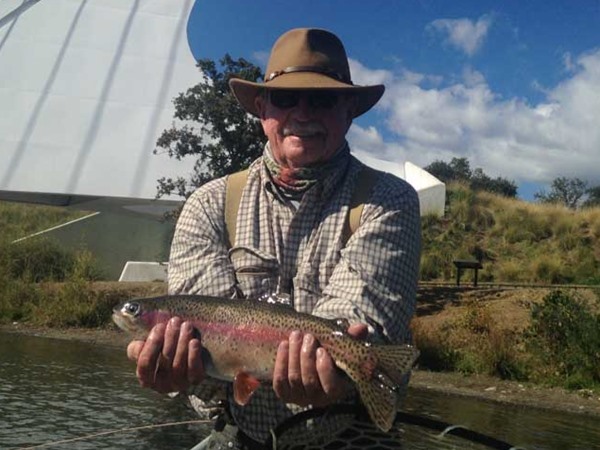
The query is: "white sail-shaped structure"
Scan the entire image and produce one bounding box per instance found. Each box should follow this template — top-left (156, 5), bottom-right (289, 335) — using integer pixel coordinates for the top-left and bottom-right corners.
top-left (0, 0), bottom-right (198, 213)
top-left (0, 0), bottom-right (444, 278)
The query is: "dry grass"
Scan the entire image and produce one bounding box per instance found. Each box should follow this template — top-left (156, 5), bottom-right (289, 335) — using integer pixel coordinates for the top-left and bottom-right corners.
top-left (422, 184), bottom-right (600, 284)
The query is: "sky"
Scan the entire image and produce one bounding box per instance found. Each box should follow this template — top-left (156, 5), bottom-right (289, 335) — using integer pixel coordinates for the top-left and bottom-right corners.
top-left (187, 0), bottom-right (600, 200)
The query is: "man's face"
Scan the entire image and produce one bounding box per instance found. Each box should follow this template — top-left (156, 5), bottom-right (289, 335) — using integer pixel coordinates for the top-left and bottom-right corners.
top-left (255, 90), bottom-right (356, 169)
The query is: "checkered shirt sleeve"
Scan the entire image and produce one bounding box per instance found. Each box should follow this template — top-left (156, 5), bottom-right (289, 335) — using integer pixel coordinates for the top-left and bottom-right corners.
top-left (168, 177), bottom-right (237, 298)
top-left (316, 169), bottom-right (421, 344)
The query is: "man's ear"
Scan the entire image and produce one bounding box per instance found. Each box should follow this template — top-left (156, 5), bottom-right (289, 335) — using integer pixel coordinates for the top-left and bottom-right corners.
top-left (346, 95), bottom-right (358, 122)
top-left (345, 95), bottom-right (358, 127)
top-left (255, 94), bottom-right (267, 119)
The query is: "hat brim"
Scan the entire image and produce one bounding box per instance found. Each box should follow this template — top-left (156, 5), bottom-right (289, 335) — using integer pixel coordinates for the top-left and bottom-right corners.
top-left (229, 72), bottom-right (384, 118)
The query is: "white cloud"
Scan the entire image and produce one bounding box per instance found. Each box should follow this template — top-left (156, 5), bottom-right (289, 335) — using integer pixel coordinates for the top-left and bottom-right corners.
top-left (347, 48), bottom-right (600, 187)
top-left (428, 15), bottom-right (492, 56)
top-left (252, 50), bottom-right (270, 68)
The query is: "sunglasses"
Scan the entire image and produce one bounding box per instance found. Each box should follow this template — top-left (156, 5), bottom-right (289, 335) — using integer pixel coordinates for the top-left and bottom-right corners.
top-left (269, 90), bottom-right (340, 110)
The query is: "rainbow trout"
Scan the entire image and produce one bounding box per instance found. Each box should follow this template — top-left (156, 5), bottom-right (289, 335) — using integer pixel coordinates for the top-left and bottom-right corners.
top-left (112, 295), bottom-right (419, 432)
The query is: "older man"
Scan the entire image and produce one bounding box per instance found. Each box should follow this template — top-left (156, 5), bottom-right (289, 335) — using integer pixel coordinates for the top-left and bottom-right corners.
top-left (128, 28), bottom-right (421, 449)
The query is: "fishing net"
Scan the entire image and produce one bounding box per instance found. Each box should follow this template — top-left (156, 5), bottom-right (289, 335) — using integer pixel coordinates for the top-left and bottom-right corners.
top-left (193, 404), bottom-right (520, 450)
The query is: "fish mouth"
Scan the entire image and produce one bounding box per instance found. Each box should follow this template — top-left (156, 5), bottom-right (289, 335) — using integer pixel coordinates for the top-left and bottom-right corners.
top-left (112, 311), bottom-right (143, 337)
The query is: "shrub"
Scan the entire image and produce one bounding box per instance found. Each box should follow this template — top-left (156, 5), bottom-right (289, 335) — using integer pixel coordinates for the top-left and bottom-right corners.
top-left (526, 290), bottom-right (600, 388)
top-left (412, 302), bottom-right (529, 380)
top-left (0, 239), bottom-right (102, 282)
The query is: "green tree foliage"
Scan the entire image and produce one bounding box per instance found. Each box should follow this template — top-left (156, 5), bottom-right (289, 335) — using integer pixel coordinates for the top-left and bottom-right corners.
top-left (154, 55), bottom-right (265, 199)
top-left (425, 157), bottom-right (517, 197)
top-left (526, 290), bottom-right (600, 388)
top-left (534, 176), bottom-right (588, 209)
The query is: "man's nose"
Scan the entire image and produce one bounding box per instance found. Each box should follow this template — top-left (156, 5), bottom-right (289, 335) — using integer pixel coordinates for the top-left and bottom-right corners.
top-left (292, 95), bottom-right (315, 117)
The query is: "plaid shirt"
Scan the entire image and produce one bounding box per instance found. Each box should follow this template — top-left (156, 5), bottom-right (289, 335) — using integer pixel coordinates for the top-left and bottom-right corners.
top-left (168, 149), bottom-right (421, 442)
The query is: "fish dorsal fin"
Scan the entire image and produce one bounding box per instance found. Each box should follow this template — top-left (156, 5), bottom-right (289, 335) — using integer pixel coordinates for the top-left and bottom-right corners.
top-left (233, 371), bottom-right (261, 405)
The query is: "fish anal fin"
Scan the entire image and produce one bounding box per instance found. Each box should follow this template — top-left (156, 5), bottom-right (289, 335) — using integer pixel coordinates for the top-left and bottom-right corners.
top-left (233, 371), bottom-right (261, 405)
top-left (354, 344), bottom-right (419, 431)
top-left (372, 344), bottom-right (419, 383)
top-left (355, 376), bottom-right (396, 432)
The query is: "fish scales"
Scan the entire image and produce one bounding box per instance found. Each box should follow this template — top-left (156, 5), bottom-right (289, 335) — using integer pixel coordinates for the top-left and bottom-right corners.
top-left (112, 294), bottom-right (419, 432)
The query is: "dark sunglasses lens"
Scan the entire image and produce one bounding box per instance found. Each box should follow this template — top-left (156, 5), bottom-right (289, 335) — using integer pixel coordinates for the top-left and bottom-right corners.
top-left (270, 91), bottom-right (299, 109)
top-left (309, 92), bottom-right (338, 109)
top-left (269, 90), bottom-right (340, 109)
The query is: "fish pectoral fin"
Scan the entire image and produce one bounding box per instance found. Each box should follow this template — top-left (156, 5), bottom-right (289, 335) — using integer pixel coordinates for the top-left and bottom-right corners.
top-left (233, 371), bottom-right (261, 405)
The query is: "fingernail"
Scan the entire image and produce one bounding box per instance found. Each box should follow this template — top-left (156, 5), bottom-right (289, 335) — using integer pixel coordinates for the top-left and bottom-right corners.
top-left (180, 321), bottom-right (190, 333)
top-left (316, 347), bottom-right (325, 360)
top-left (290, 330), bottom-right (302, 342)
top-left (169, 317), bottom-right (181, 328)
top-left (302, 333), bottom-right (314, 349)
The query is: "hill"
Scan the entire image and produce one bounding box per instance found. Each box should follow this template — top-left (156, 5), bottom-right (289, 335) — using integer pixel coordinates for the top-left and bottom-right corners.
top-left (3, 186), bottom-right (600, 285)
top-left (421, 183), bottom-right (600, 285)
top-left (0, 200), bottom-right (87, 243)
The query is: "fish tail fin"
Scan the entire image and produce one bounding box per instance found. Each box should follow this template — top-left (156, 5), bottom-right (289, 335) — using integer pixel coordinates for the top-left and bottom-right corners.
top-left (355, 344), bottom-right (419, 431)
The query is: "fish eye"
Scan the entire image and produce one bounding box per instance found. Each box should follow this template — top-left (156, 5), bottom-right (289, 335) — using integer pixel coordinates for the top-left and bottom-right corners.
top-left (122, 302), bottom-right (140, 316)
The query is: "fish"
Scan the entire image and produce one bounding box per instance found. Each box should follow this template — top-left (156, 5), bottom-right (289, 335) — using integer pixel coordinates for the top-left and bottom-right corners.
top-left (112, 294), bottom-right (419, 432)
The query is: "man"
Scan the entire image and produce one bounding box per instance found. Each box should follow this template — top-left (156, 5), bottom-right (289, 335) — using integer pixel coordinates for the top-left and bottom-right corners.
top-left (128, 28), bottom-right (421, 449)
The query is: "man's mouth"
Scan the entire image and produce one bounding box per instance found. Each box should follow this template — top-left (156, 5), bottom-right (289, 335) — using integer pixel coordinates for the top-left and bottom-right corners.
top-left (283, 122), bottom-right (326, 138)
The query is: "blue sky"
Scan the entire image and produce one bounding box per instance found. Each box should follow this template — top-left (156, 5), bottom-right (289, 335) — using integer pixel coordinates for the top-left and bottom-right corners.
top-left (186, 0), bottom-right (600, 200)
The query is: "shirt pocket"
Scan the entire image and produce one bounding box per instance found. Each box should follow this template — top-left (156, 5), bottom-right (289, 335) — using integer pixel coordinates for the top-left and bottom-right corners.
top-left (229, 246), bottom-right (279, 298)
top-left (293, 271), bottom-right (322, 313)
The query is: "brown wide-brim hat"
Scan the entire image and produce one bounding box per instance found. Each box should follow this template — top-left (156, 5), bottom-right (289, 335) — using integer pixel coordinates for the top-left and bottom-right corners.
top-left (229, 28), bottom-right (385, 118)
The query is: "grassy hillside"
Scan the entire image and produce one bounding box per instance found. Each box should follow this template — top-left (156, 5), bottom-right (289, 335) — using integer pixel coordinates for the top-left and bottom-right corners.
top-left (0, 201), bottom-right (87, 243)
top-left (3, 187), bottom-right (600, 285)
top-left (421, 183), bottom-right (600, 285)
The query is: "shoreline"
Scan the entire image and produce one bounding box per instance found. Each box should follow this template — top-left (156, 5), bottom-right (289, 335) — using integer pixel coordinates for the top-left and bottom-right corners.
top-left (3, 323), bottom-right (600, 418)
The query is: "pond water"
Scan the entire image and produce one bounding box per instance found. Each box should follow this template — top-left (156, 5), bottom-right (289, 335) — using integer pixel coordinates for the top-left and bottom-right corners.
top-left (0, 331), bottom-right (598, 449)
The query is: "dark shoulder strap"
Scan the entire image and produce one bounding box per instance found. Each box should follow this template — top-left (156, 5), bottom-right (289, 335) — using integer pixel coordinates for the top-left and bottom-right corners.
top-left (225, 165), bottom-right (379, 248)
top-left (343, 165), bottom-right (380, 246)
top-left (225, 169), bottom-right (249, 248)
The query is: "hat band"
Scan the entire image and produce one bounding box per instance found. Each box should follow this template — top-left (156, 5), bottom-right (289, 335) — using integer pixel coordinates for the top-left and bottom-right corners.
top-left (266, 65), bottom-right (352, 84)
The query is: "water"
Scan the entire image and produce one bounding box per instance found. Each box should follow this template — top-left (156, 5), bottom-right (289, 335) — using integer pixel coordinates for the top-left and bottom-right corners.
top-left (1, 331), bottom-right (598, 450)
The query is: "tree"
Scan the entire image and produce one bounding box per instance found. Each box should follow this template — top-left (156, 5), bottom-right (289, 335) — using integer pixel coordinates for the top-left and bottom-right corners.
top-left (154, 55), bottom-right (265, 200)
top-left (534, 177), bottom-right (588, 209)
top-left (583, 185), bottom-right (600, 208)
top-left (470, 168), bottom-right (518, 198)
top-left (425, 157), bottom-right (471, 183)
top-left (425, 157), bottom-right (517, 197)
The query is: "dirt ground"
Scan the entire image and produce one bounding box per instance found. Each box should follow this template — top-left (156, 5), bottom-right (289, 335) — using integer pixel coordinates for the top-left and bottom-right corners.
top-left (2, 284), bottom-right (600, 418)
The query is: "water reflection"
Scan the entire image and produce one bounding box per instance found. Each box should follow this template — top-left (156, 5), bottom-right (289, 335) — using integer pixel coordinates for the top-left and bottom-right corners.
top-left (0, 332), bottom-right (207, 449)
top-left (1, 331), bottom-right (598, 450)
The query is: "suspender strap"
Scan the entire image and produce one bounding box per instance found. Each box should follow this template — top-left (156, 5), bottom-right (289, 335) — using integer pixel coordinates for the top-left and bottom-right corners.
top-left (342, 165), bottom-right (379, 245)
top-left (225, 165), bottom-right (380, 248)
top-left (225, 168), bottom-right (249, 248)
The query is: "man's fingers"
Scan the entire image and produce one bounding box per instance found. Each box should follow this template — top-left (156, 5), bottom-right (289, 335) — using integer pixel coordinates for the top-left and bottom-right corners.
top-left (347, 323), bottom-right (369, 340)
top-left (136, 323), bottom-right (166, 388)
top-left (127, 340), bottom-right (145, 361)
top-left (272, 340), bottom-right (290, 399)
top-left (163, 317), bottom-right (181, 363)
top-left (187, 338), bottom-right (204, 385)
top-left (287, 331), bottom-right (304, 396)
top-left (300, 334), bottom-right (322, 398)
top-left (316, 347), bottom-right (343, 399)
top-left (171, 321), bottom-right (193, 390)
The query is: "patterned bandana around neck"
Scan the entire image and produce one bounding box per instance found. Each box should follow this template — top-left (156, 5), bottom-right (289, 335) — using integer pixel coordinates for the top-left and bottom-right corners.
top-left (262, 142), bottom-right (350, 194)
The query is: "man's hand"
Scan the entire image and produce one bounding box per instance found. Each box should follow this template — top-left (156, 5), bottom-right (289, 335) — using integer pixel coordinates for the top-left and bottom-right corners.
top-left (272, 323), bottom-right (368, 407)
top-left (126, 317), bottom-right (205, 393)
